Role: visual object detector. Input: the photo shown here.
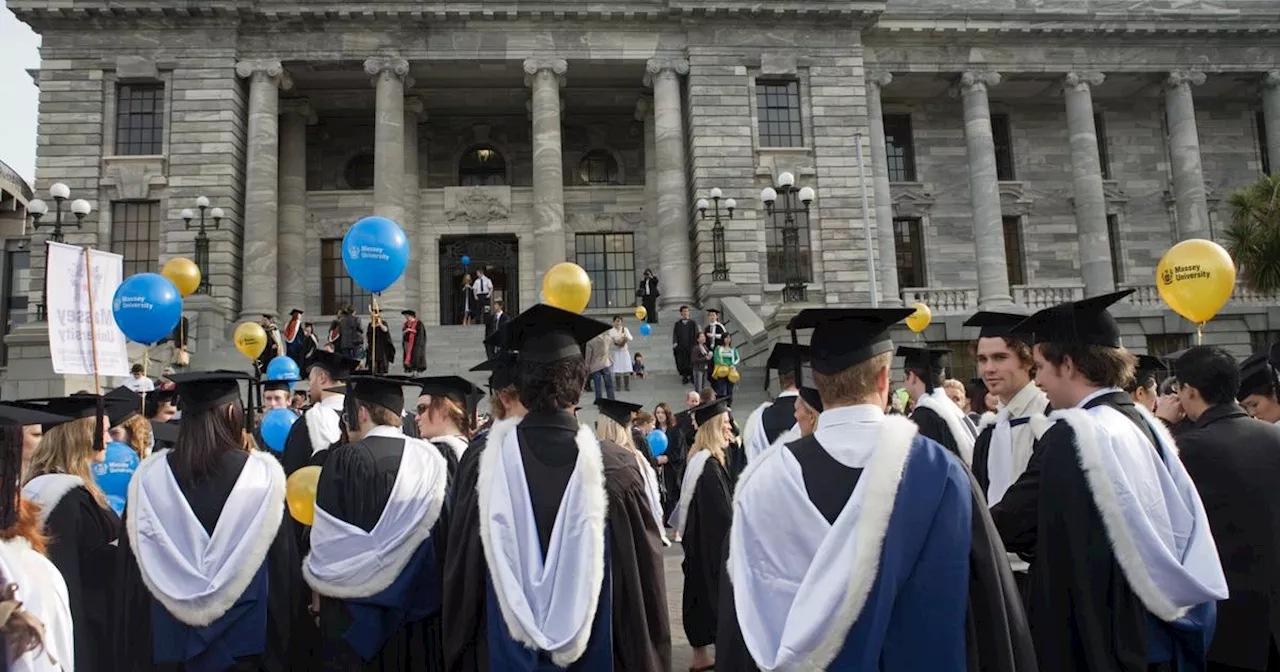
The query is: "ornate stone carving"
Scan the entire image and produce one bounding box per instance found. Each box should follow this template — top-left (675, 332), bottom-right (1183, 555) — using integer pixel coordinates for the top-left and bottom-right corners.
top-left (1063, 71), bottom-right (1105, 93)
top-left (365, 57), bottom-right (413, 88)
top-left (891, 183), bottom-right (935, 218)
top-left (1262, 69), bottom-right (1280, 91)
top-left (523, 57), bottom-right (568, 87)
top-left (102, 156), bottom-right (167, 201)
top-left (958, 70), bottom-right (1001, 93)
top-left (445, 187), bottom-right (510, 224)
top-left (643, 57), bottom-right (690, 87)
top-left (868, 69), bottom-right (894, 88)
top-left (234, 59), bottom-right (291, 90)
top-left (998, 181), bottom-right (1036, 216)
top-left (405, 96), bottom-right (425, 120)
top-left (1165, 70), bottom-right (1206, 89)
top-left (281, 97), bottom-right (316, 124)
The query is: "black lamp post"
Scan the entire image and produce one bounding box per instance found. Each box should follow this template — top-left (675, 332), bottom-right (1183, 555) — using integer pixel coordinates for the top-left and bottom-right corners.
top-left (696, 188), bottom-right (735, 282)
top-left (27, 182), bottom-right (92, 320)
top-left (761, 172), bottom-right (815, 303)
top-left (181, 196), bottom-right (223, 294)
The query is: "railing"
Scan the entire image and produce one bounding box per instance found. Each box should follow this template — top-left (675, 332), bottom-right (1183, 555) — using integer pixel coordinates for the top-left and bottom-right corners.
top-left (1230, 284), bottom-right (1280, 305)
top-left (901, 287), bottom-right (977, 314)
top-left (902, 281), bottom-right (1280, 316)
top-left (1013, 285), bottom-right (1084, 310)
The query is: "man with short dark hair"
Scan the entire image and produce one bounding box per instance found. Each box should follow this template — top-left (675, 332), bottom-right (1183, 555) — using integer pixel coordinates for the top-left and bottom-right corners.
top-left (484, 299), bottom-right (510, 359)
top-left (672, 305), bottom-right (698, 384)
top-left (1174, 345), bottom-right (1280, 672)
top-left (742, 343), bottom-right (808, 461)
top-left (703, 308), bottom-right (727, 383)
top-left (1237, 347), bottom-right (1280, 425)
top-left (898, 345), bottom-right (977, 461)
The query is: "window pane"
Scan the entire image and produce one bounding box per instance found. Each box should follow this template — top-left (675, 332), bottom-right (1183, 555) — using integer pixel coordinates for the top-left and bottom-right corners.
top-left (765, 205), bottom-right (814, 284)
top-left (320, 238), bottom-right (372, 315)
top-left (756, 80), bottom-right (804, 148)
top-left (883, 114), bottom-right (917, 183)
top-left (115, 84), bottom-right (164, 155)
top-left (574, 233), bottom-right (636, 310)
top-left (1094, 112), bottom-right (1112, 181)
top-left (110, 201), bottom-right (161, 277)
top-left (991, 114), bottom-right (1015, 181)
top-left (459, 146), bottom-right (507, 186)
top-left (1002, 216), bottom-right (1026, 286)
top-left (1107, 214), bottom-right (1125, 284)
top-left (893, 217), bottom-right (926, 289)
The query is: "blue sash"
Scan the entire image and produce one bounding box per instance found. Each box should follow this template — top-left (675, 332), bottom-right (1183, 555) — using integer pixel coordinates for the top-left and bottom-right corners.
top-left (342, 537), bottom-right (441, 661)
top-left (152, 563), bottom-right (268, 672)
top-left (1147, 602), bottom-right (1217, 671)
top-left (485, 535), bottom-right (613, 671)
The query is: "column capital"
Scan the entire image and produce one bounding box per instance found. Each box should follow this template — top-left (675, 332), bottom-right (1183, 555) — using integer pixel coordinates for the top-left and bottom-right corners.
top-left (958, 70), bottom-right (1001, 93)
top-left (867, 69), bottom-right (894, 88)
top-left (523, 57), bottom-right (568, 87)
top-left (1262, 69), bottom-right (1280, 90)
top-left (365, 57), bottom-right (413, 88)
top-left (235, 59), bottom-right (292, 90)
top-left (643, 56), bottom-right (689, 87)
top-left (281, 97), bottom-right (316, 124)
top-left (1165, 70), bottom-right (1206, 89)
top-left (1063, 71), bottom-right (1105, 92)
top-left (405, 96), bottom-right (426, 120)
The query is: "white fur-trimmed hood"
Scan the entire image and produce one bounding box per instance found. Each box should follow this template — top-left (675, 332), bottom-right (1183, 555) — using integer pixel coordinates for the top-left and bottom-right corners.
top-left (22, 474), bottom-right (86, 527)
top-left (915, 390), bottom-right (977, 465)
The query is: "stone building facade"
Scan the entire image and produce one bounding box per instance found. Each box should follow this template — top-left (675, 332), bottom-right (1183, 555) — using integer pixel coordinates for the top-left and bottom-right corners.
top-left (4, 0), bottom-right (1280, 392)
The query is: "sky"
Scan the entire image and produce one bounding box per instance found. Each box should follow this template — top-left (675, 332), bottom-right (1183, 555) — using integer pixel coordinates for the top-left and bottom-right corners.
top-left (0, 7), bottom-right (40, 185)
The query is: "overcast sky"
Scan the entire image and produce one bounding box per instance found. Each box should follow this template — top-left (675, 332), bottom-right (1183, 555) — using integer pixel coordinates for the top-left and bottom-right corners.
top-left (0, 7), bottom-right (40, 185)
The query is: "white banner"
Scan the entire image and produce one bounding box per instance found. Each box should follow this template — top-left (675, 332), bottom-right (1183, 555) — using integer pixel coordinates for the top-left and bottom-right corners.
top-left (46, 241), bottom-right (130, 377)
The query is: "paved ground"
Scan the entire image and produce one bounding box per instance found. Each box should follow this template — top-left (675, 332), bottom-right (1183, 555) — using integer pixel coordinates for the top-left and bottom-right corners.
top-left (664, 541), bottom-right (715, 671)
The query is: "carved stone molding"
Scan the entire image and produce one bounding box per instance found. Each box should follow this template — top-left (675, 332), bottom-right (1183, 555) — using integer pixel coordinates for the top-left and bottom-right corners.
top-left (281, 97), bottom-right (317, 124)
top-left (405, 96), bottom-right (426, 121)
top-left (444, 186), bottom-right (511, 225)
top-left (1162, 179), bottom-right (1219, 210)
top-left (101, 156), bottom-right (167, 201)
top-left (958, 70), bottom-right (1002, 94)
top-left (998, 181), bottom-right (1035, 216)
top-left (891, 182), bottom-right (935, 218)
top-left (234, 59), bottom-right (291, 90)
top-left (868, 69), bottom-right (894, 89)
top-left (1165, 70), bottom-right (1206, 89)
top-left (365, 57), bottom-right (413, 88)
top-left (1063, 71), bottom-right (1105, 93)
top-left (1262, 69), bottom-right (1280, 91)
top-left (643, 57), bottom-right (690, 87)
top-left (523, 57), bottom-right (568, 88)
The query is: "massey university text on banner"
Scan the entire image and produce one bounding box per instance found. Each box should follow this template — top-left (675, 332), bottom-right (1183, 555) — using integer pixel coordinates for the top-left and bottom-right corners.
top-left (45, 241), bottom-right (130, 377)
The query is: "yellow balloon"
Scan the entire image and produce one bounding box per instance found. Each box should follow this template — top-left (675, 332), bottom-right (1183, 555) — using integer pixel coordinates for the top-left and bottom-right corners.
top-left (286, 466), bottom-right (321, 526)
top-left (635, 305), bottom-right (648, 321)
top-left (234, 321), bottom-right (268, 360)
top-left (161, 257), bottom-right (201, 297)
top-left (727, 367), bottom-right (741, 385)
top-left (713, 364), bottom-right (730, 380)
top-left (542, 262), bottom-right (592, 314)
top-left (1157, 238), bottom-right (1237, 324)
top-left (906, 302), bottom-right (932, 333)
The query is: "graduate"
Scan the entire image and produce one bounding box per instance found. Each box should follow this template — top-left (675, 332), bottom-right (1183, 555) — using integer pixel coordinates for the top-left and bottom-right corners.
top-left (669, 397), bottom-right (735, 672)
top-left (898, 344), bottom-right (978, 463)
top-left (304, 375), bottom-right (451, 671)
top-left (413, 375), bottom-right (481, 463)
top-left (594, 398), bottom-right (669, 546)
top-left (442, 303), bottom-right (671, 671)
top-left (113, 371), bottom-right (298, 671)
top-left (717, 308), bottom-right (1036, 672)
top-left (1237, 346), bottom-right (1280, 425)
top-left (283, 308), bottom-right (306, 372)
top-left (741, 343), bottom-right (808, 462)
top-left (793, 365), bottom-right (823, 436)
top-left (282, 349), bottom-right (359, 475)
top-left (467, 350), bottom-right (523, 447)
top-left (1006, 290), bottom-right (1228, 671)
top-left (402, 310), bottom-right (428, 375)
top-left (1126, 354), bottom-right (1168, 413)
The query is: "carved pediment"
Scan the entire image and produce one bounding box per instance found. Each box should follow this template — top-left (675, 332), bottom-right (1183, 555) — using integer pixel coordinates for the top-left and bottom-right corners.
top-left (1102, 180), bottom-right (1129, 203)
top-left (891, 182), bottom-right (934, 218)
top-left (101, 156), bottom-right (167, 201)
top-left (444, 186), bottom-right (510, 224)
top-left (998, 181), bottom-right (1035, 216)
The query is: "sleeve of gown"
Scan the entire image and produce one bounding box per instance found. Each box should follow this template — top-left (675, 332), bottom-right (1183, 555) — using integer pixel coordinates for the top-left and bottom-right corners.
top-left (989, 434), bottom-right (1048, 558)
top-left (282, 419), bottom-right (311, 476)
top-left (442, 438), bottom-right (489, 671)
top-left (606, 473), bottom-right (673, 672)
top-left (314, 445), bottom-right (374, 530)
top-left (715, 553), bottom-right (761, 672)
top-left (43, 492), bottom-right (86, 664)
top-left (112, 509), bottom-right (154, 671)
top-left (265, 503), bottom-right (300, 672)
top-left (695, 464), bottom-right (734, 615)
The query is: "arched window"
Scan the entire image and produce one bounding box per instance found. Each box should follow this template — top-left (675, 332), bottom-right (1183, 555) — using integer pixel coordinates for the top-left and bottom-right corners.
top-left (579, 149), bottom-right (619, 185)
top-left (343, 152), bottom-right (375, 190)
top-left (459, 146), bottom-right (506, 186)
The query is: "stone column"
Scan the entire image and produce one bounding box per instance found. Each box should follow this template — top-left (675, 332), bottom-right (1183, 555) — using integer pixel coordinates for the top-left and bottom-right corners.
top-left (1262, 70), bottom-right (1280, 173)
top-left (1164, 70), bottom-right (1210, 240)
top-left (960, 70), bottom-right (1012, 309)
top-left (866, 70), bottom-right (903, 306)
top-left (364, 56), bottom-right (411, 313)
top-left (278, 98), bottom-right (313, 315)
top-left (638, 97), bottom-right (659, 271)
top-left (645, 56), bottom-right (694, 308)
top-left (1063, 72), bottom-right (1115, 296)
top-left (523, 57), bottom-right (568, 292)
top-left (404, 96), bottom-right (423, 311)
top-left (235, 59), bottom-right (290, 320)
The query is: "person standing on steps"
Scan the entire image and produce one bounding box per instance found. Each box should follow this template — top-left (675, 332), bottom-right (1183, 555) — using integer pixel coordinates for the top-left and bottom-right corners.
top-left (484, 300), bottom-right (510, 360)
top-left (584, 329), bottom-right (615, 401)
top-left (672, 305), bottom-right (698, 385)
top-left (712, 333), bottom-right (741, 400)
top-left (703, 309), bottom-right (727, 385)
top-left (471, 267), bottom-right (493, 317)
top-left (608, 315), bottom-right (635, 393)
top-left (460, 272), bottom-right (476, 325)
top-left (401, 309), bottom-right (428, 375)
top-left (638, 269), bottom-right (660, 324)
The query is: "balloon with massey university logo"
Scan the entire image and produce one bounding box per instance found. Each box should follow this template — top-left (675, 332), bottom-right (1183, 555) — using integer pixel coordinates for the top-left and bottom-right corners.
top-left (266, 355), bottom-right (300, 383)
top-left (92, 441), bottom-right (139, 515)
top-left (1157, 238), bottom-right (1236, 326)
top-left (343, 216), bottom-right (409, 294)
top-left (111, 273), bottom-right (183, 345)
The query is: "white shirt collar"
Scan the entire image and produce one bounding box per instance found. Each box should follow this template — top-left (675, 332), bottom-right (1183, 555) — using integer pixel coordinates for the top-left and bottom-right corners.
top-left (777, 390), bottom-right (798, 398)
top-left (1002, 381), bottom-right (1046, 417)
top-left (816, 404), bottom-right (885, 431)
top-left (318, 393), bottom-right (345, 411)
top-left (1077, 387), bottom-right (1124, 409)
top-left (813, 404), bottom-right (887, 469)
top-left (365, 424), bottom-right (404, 440)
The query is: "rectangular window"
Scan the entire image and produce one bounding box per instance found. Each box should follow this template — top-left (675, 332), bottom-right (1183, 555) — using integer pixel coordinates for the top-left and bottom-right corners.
top-left (1095, 112), bottom-right (1112, 180)
top-left (883, 114), bottom-right (917, 182)
top-left (321, 239), bottom-right (372, 315)
top-left (1002, 215), bottom-right (1026, 286)
top-left (2, 248), bottom-right (30, 367)
top-left (765, 208), bottom-right (814, 284)
top-left (756, 80), bottom-right (804, 148)
top-left (575, 233), bottom-right (636, 310)
top-left (893, 217), bottom-right (926, 289)
top-left (1147, 333), bottom-right (1190, 357)
top-left (940, 340), bottom-right (977, 384)
top-left (1251, 330), bottom-right (1280, 354)
top-left (1106, 214), bottom-right (1125, 284)
top-left (991, 113), bottom-right (1015, 181)
top-left (115, 83), bottom-right (164, 156)
top-left (1260, 111), bottom-right (1271, 175)
top-left (110, 202), bottom-right (160, 278)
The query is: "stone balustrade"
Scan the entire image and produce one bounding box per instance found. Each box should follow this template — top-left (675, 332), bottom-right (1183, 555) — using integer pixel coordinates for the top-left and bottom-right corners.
top-left (1013, 285), bottom-right (1085, 310)
top-left (901, 287), bottom-right (977, 314)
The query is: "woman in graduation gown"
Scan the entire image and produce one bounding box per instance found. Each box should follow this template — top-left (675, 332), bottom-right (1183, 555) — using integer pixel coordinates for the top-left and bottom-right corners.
top-left (594, 399), bottom-right (670, 547)
top-left (670, 398), bottom-right (735, 672)
top-left (113, 371), bottom-right (298, 672)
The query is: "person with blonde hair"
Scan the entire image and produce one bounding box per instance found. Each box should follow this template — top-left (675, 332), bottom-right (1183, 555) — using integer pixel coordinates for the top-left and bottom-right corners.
top-left (670, 396), bottom-right (734, 672)
top-left (415, 375), bottom-right (482, 465)
top-left (595, 399), bottom-right (668, 546)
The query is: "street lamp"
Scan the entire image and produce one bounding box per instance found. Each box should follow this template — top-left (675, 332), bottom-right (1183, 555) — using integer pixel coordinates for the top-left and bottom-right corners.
top-left (181, 196), bottom-right (223, 294)
top-left (761, 171), bottom-right (815, 303)
top-left (696, 188), bottom-right (736, 282)
top-left (28, 183), bottom-right (92, 320)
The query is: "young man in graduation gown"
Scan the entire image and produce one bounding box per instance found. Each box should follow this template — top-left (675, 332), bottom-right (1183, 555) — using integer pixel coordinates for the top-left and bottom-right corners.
top-left (284, 308), bottom-right (306, 372)
top-left (282, 350), bottom-right (359, 475)
top-left (402, 310), bottom-right (428, 375)
top-left (304, 375), bottom-right (451, 671)
top-left (898, 344), bottom-right (978, 463)
top-left (671, 305), bottom-right (699, 384)
top-left (365, 309), bottom-right (396, 375)
top-left (1170, 346), bottom-right (1280, 672)
top-left (113, 371), bottom-right (298, 672)
top-left (1005, 290), bottom-right (1228, 671)
top-left (717, 309), bottom-right (1036, 672)
top-left (442, 303), bottom-right (671, 671)
top-left (742, 343), bottom-right (808, 462)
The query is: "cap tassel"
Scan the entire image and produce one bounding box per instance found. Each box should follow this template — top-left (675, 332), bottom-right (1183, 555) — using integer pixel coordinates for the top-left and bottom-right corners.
top-left (93, 396), bottom-right (105, 455)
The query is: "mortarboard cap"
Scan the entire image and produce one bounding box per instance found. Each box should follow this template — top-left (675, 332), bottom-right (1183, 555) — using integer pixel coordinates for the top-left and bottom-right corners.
top-left (964, 311), bottom-right (1030, 339)
top-left (401, 310), bottom-right (417, 318)
top-left (103, 386), bottom-right (143, 427)
top-left (290, 309), bottom-right (304, 316)
top-left (505, 304), bottom-right (610, 364)
top-left (763, 343), bottom-right (810, 390)
top-left (307, 350), bottom-right (360, 380)
top-left (0, 403), bottom-right (69, 428)
top-left (342, 375), bottom-right (412, 416)
top-left (19, 395), bottom-right (107, 429)
top-left (1238, 351), bottom-right (1279, 400)
top-left (414, 376), bottom-right (484, 408)
top-left (797, 366), bottom-right (823, 414)
top-left (150, 420), bottom-right (181, 447)
top-left (262, 380), bottom-right (292, 393)
top-left (168, 370), bottom-right (252, 414)
top-left (1009, 289), bottom-right (1133, 348)
top-left (787, 308), bottom-right (914, 376)
top-left (693, 396), bottom-right (732, 427)
top-left (896, 346), bottom-right (952, 391)
top-left (470, 353), bottom-right (518, 392)
top-left (595, 398), bottom-right (643, 427)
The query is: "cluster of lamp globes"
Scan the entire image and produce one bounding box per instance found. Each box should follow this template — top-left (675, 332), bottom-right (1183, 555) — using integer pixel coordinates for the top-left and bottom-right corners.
top-left (27, 182), bottom-right (92, 224)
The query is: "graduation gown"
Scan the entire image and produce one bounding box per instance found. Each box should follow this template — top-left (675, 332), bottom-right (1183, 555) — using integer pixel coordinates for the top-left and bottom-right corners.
top-left (113, 450), bottom-right (298, 672)
top-left (660, 417), bottom-right (691, 520)
top-left (910, 388), bottom-right (977, 464)
top-left (671, 319), bottom-right (698, 377)
top-left (403, 320), bottom-right (428, 373)
top-left (441, 411), bottom-right (671, 671)
top-left (282, 395), bottom-right (345, 476)
top-left (366, 323), bottom-right (396, 374)
top-left (676, 455), bottom-right (732, 648)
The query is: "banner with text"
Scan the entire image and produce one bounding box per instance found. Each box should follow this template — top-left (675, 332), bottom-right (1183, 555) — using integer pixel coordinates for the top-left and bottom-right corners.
top-left (46, 241), bottom-right (129, 377)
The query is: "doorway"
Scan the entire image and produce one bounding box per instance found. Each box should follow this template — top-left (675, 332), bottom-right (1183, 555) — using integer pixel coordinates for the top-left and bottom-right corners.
top-left (439, 234), bottom-right (520, 325)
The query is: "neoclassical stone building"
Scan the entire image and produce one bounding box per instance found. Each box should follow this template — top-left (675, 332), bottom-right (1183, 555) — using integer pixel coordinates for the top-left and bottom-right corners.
top-left (4, 0), bottom-right (1280, 391)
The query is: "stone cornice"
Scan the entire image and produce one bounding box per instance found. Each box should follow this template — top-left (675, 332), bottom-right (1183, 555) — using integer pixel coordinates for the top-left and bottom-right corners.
top-left (873, 13), bottom-right (1280, 35)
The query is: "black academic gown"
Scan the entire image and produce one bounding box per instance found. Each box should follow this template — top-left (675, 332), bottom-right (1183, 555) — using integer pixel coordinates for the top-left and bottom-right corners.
top-left (281, 404), bottom-right (342, 476)
top-left (442, 411), bottom-right (672, 671)
top-left (680, 457), bottom-right (733, 649)
top-left (366, 324), bottom-right (396, 375)
top-left (403, 321), bottom-right (428, 373)
top-left (314, 436), bottom-right (448, 672)
top-left (672, 319), bottom-right (698, 378)
top-left (661, 415), bottom-right (694, 519)
top-left (911, 404), bottom-right (961, 458)
top-left (42, 486), bottom-right (119, 672)
top-left (114, 451), bottom-right (298, 672)
top-left (761, 395), bottom-right (798, 445)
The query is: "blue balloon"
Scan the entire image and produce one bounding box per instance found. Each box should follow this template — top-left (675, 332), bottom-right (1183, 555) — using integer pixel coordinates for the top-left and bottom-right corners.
top-left (342, 216), bottom-right (409, 294)
top-left (639, 323), bottom-right (652, 337)
top-left (647, 429), bottom-right (669, 458)
top-left (92, 441), bottom-right (139, 515)
top-left (260, 408), bottom-right (298, 453)
top-left (266, 356), bottom-right (300, 382)
top-left (461, 255), bottom-right (471, 267)
top-left (112, 273), bottom-right (183, 345)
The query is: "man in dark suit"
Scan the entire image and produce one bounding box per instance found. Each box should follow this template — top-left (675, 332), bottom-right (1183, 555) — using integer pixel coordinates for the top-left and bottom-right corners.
top-left (484, 299), bottom-right (511, 359)
top-left (1174, 345), bottom-right (1280, 672)
top-left (638, 268), bottom-right (660, 324)
top-left (671, 305), bottom-right (699, 384)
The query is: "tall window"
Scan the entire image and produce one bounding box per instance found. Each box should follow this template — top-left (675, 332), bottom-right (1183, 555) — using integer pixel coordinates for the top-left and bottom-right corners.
top-left (1095, 112), bottom-right (1112, 180)
top-left (2, 247), bottom-right (30, 367)
top-left (1147, 333), bottom-right (1190, 357)
top-left (756, 80), bottom-right (804, 148)
top-left (321, 239), bottom-right (372, 315)
top-left (1260, 111), bottom-right (1271, 175)
top-left (1107, 214), bottom-right (1125, 284)
top-left (991, 113), bottom-right (1015, 181)
top-left (883, 114), bottom-right (917, 182)
top-left (575, 233), bottom-right (636, 310)
top-left (579, 150), bottom-right (619, 185)
top-left (115, 83), bottom-right (164, 155)
top-left (110, 202), bottom-right (160, 277)
top-left (1002, 215), bottom-right (1026, 286)
top-left (893, 217), bottom-right (926, 289)
top-left (459, 146), bottom-right (506, 186)
top-left (343, 153), bottom-right (375, 190)
top-left (765, 208), bottom-right (814, 284)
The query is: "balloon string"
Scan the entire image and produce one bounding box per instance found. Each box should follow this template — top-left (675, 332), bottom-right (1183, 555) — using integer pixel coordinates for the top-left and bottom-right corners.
top-left (370, 294), bottom-right (380, 374)
top-left (1197, 322), bottom-right (1204, 346)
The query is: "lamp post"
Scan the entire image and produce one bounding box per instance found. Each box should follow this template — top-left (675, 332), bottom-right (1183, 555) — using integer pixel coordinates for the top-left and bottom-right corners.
top-left (27, 182), bottom-right (92, 320)
top-left (181, 196), bottom-right (223, 294)
top-left (761, 172), bottom-right (815, 303)
top-left (696, 188), bottom-right (736, 282)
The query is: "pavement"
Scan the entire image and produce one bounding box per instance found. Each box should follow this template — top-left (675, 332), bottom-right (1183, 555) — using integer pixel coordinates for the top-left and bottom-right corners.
top-left (665, 540), bottom-right (718, 671)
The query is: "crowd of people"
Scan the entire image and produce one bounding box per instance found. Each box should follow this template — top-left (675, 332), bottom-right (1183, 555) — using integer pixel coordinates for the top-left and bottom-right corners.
top-left (2, 288), bottom-right (1280, 672)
